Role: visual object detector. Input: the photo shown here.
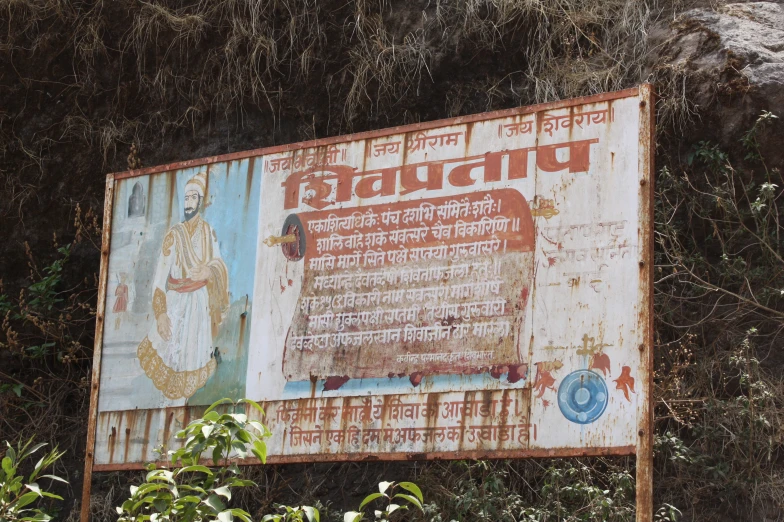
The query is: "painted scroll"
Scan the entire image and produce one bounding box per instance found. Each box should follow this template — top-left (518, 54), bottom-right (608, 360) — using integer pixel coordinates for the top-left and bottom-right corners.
top-left (277, 189), bottom-right (535, 383)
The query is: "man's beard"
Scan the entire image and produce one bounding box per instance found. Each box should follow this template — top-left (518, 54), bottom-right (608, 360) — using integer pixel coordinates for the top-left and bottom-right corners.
top-left (184, 204), bottom-right (199, 221)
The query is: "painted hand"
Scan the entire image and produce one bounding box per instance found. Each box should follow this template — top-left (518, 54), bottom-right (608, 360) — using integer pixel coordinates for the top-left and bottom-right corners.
top-left (157, 313), bottom-right (172, 341)
top-left (190, 265), bottom-right (211, 282)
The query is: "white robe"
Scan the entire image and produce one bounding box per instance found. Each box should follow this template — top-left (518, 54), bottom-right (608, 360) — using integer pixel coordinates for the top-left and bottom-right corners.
top-left (137, 215), bottom-right (229, 400)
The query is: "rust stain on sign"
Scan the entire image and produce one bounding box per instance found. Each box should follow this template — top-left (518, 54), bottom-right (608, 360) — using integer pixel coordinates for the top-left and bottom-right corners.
top-left (88, 86), bottom-right (653, 472)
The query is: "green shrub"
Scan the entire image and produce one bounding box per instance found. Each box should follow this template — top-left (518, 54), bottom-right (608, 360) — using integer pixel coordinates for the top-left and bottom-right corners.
top-left (0, 439), bottom-right (65, 522)
top-left (116, 399), bottom-right (425, 522)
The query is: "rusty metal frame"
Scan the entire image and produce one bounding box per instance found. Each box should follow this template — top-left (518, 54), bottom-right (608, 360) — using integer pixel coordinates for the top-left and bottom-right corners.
top-left (81, 175), bottom-right (115, 522)
top-left (84, 85), bottom-right (656, 520)
top-left (109, 87), bottom-right (641, 180)
top-left (635, 84), bottom-right (655, 522)
top-left (92, 445), bottom-right (635, 472)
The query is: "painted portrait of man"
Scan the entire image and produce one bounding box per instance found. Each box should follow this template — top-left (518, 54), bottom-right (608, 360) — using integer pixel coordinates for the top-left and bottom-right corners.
top-left (136, 171), bottom-right (230, 399)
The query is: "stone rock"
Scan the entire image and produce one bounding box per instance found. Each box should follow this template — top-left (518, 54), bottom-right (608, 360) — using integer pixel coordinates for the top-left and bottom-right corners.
top-left (649, 2), bottom-right (783, 162)
top-left (686, 3), bottom-right (783, 89)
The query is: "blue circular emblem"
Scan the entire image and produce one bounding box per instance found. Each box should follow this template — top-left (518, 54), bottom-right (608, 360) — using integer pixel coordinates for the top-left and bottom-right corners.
top-left (557, 370), bottom-right (608, 424)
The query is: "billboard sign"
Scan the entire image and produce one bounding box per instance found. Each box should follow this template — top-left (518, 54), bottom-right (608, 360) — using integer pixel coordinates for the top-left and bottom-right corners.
top-left (85, 86), bottom-right (653, 474)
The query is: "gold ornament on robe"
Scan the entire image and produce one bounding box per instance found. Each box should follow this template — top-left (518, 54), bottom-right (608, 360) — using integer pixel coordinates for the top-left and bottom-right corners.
top-left (137, 337), bottom-right (216, 399)
top-left (162, 231), bottom-right (174, 256)
top-left (152, 287), bottom-right (167, 317)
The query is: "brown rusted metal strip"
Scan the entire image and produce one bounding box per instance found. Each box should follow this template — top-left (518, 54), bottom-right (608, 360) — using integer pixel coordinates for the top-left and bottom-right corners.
top-left (111, 87), bottom-right (641, 181)
top-left (81, 175), bottom-right (115, 522)
top-left (635, 83), bottom-right (655, 522)
top-left (93, 445), bottom-right (636, 471)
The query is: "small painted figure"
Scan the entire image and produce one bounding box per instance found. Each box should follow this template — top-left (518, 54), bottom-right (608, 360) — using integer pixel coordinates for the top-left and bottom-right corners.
top-left (533, 360), bottom-right (562, 398)
top-left (590, 352), bottom-right (611, 376)
top-left (613, 365), bottom-right (636, 401)
top-left (113, 273), bottom-right (129, 330)
top-left (128, 181), bottom-right (145, 218)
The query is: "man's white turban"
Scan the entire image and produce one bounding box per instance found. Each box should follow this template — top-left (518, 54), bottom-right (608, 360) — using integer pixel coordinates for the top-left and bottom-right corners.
top-left (185, 171), bottom-right (207, 198)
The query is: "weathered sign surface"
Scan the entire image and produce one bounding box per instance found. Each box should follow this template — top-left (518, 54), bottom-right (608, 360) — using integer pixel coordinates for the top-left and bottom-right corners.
top-left (87, 86), bottom-right (653, 470)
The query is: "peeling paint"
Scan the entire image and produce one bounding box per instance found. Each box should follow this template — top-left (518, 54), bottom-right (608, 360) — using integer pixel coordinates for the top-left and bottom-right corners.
top-left (87, 88), bottom-right (653, 483)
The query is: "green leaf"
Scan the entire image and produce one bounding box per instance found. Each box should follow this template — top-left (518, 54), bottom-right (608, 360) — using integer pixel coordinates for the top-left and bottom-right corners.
top-left (6, 445), bottom-right (17, 463)
top-left (189, 441), bottom-right (206, 458)
top-left (134, 483), bottom-right (168, 497)
top-left (24, 443), bottom-right (47, 458)
top-left (203, 411), bottom-right (221, 423)
top-left (358, 493), bottom-right (384, 511)
top-left (2, 456), bottom-right (14, 477)
top-left (397, 482), bottom-right (423, 503)
top-left (39, 474), bottom-right (68, 483)
top-left (152, 498), bottom-right (169, 512)
top-left (146, 473), bottom-right (175, 483)
top-left (8, 475), bottom-right (24, 493)
top-left (393, 494), bottom-right (423, 512)
top-left (228, 413), bottom-right (248, 423)
top-left (31, 514), bottom-right (54, 522)
top-left (212, 446), bottom-right (224, 465)
top-left (133, 494), bottom-right (163, 511)
top-left (204, 493), bottom-right (226, 513)
top-left (343, 512), bottom-right (362, 522)
top-left (181, 485), bottom-right (207, 495)
top-left (14, 491), bottom-right (40, 509)
top-left (231, 440), bottom-right (249, 458)
top-left (302, 505), bottom-right (320, 522)
top-left (213, 486), bottom-right (232, 500)
top-left (223, 478), bottom-right (255, 488)
top-left (229, 508), bottom-right (253, 522)
top-left (239, 399), bottom-right (265, 417)
top-left (204, 398), bottom-right (234, 415)
top-left (178, 465), bottom-right (213, 476)
top-left (247, 421), bottom-right (266, 435)
top-left (252, 440), bottom-right (267, 464)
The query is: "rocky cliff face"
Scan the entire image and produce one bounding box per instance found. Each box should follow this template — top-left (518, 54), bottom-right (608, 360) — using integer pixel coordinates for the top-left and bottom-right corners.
top-left (651, 1), bottom-right (784, 161)
top-left (646, 4), bottom-right (784, 519)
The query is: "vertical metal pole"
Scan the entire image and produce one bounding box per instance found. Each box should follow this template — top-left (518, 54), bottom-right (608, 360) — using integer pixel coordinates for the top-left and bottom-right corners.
top-left (635, 83), bottom-right (655, 522)
top-left (80, 174), bottom-right (115, 522)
